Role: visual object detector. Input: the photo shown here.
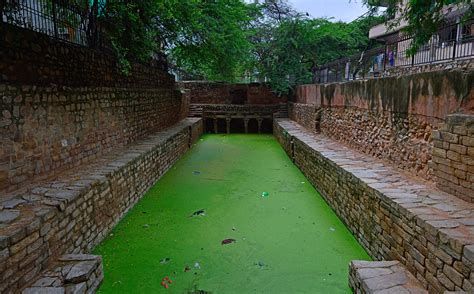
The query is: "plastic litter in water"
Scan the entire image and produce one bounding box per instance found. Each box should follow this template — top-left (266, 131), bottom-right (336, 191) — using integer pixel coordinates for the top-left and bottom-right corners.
top-left (194, 262), bottom-right (201, 269)
top-left (329, 227), bottom-right (336, 232)
top-left (143, 224), bottom-right (149, 228)
top-left (190, 209), bottom-right (205, 217)
top-left (221, 238), bottom-right (236, 245)
top-left (160, 257), bottom-right (170, 264)
top-left (261, 192), bottom-right (269, 198)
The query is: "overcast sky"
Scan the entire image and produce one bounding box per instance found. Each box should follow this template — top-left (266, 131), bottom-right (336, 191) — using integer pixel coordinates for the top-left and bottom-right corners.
top-left (273, 0), bottom-right (369, 22)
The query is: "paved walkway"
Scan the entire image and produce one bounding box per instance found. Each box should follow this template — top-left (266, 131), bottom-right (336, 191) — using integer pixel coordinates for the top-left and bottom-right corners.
top-left (276, 119), bottom-right (474, 292)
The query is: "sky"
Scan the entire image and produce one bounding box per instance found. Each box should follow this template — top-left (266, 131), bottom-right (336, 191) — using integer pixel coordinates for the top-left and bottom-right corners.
top-left (257, 0), bottom-right (369, 23)
top-left (288, 0), bottom-right (369, 22)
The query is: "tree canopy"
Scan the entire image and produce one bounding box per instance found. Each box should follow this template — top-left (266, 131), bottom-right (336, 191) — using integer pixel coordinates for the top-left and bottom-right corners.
top-left (95, 0), bottom-right (472, 94)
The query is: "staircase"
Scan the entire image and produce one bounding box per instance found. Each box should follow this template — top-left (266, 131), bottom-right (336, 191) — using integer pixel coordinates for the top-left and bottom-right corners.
top-left (188, 104), bottom-right (203, 117)
top-left (274, 103), bottom-right (289, 118)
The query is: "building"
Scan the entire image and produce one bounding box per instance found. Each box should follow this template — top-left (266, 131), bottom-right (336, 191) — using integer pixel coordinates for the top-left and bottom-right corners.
top-left (369, 0), bottom-right (473, 68)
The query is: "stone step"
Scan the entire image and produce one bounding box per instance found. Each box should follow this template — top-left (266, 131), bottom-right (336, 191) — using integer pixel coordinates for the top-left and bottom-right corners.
top-left (349, 260), bottom-right (428, 294)
top-left (22, 254), bottom-right (103, 294)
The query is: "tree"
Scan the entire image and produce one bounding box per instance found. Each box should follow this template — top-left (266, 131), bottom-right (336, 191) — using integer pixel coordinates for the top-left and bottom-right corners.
top-left (100, 0), bottom-right (256, 80)
top-left (363, 0), bottom-right (474, 54)
top-left (250, 0), bottom-right (382, 95)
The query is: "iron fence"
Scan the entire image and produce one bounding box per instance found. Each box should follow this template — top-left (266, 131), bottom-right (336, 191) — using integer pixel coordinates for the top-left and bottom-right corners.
top-left (1, 0), bottom-right (106, 47)
top-left (314, 18), bottom-right (474, 84)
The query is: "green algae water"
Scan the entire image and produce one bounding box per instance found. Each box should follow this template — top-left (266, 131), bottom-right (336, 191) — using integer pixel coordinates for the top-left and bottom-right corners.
top-left (94, 134), bottom-right (370, 293)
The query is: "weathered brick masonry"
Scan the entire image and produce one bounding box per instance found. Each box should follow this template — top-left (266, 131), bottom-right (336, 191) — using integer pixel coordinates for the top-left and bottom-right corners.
top-left (0, 25), bottom-right (188, 192)
top-left (292, 70), bottom-right (474, 181)
top-left (178, 81), bottom-right (286, 105)
top-left (274, 119), bottom-right (474, 293)
top-left (0, 118), bottom-right (203, 292)
top-left (0, 23), bottom-right (201, 292)
top-left (431, 114), bottom-right (474, 202)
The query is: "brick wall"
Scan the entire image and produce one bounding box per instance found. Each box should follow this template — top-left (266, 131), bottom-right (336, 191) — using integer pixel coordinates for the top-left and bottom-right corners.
top-left (178, 81), bottom-right (287, 105)
top-left (0, 25), bottom-right (189, 192)
top-left (0, 119), bottom-right (203, 293)
top-left (0, 24), bottom-right (173, 88)
top-left (291, 70), bottom-right (474, 180)
top-left (431, 114), bottom-right (474, 202)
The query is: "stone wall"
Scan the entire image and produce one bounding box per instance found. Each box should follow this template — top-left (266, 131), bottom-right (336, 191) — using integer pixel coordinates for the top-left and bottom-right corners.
top-left (0, 24), bottom-right (173, 88)
top-left (292, 70), bottom-right (474, 180)
top-left (431, 114), bottom-right (474, 202)
top-left (0, 119), bottom-right (203, 293)
top-left (0, 25), bottom-right (188, 192)
top-left (0, 85), bottom-right (185, 192)
top-left (178, 81), bottom-right (287, 105)
top-left (384, 58), bottom-right (474, 78)
top-left (274, 119), bottom-right (474, 293)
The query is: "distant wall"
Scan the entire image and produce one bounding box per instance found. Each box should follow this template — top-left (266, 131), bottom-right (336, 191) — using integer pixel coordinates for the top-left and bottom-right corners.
top-left (178, 81), bottom-right (287, 105)
top-left (0, 24), bottom-right (187, 192)
top-left (291, 70), bottom-right (474, 180)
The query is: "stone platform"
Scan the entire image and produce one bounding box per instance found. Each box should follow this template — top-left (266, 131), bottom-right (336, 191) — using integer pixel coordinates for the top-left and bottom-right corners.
top-left (274, 119), bottom-right (474, 293)
top-left (0, 118), bottom-right (203, 293)
top-left (22, 254), bottom-right (102, 294)
top-left (349, 260), bottom-right (427, 294)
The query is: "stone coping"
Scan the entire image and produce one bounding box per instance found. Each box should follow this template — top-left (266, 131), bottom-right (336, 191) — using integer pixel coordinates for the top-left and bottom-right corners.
top-left (349, 260), bottom-right (428, 294)
top-left (22, 254), bottom-right (103, 294)
top-left (0, 118), bottom-right (202, 292)
top-left (274, 119), bottom-right (474, 292)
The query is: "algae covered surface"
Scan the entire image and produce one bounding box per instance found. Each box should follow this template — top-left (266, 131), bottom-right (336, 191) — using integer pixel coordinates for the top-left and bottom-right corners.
top-left (94, 134), bottom-right (370, 293)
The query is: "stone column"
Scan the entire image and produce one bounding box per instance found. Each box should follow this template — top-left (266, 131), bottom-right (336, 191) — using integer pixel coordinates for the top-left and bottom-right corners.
top-left (244, 118), bottom-right (250, 134)
top-left (257, 118), bottom-right (264, 134)
top-left (226, 117), bottom-right (231, 134)
top-left (213, 116), bottom-right (218, 134)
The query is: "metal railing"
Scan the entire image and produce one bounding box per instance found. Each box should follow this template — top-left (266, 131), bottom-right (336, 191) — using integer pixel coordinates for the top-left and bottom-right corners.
top-left (314, 18), bottom-right (474, 84)
top-left (2, 0), bottom-right (106, 47)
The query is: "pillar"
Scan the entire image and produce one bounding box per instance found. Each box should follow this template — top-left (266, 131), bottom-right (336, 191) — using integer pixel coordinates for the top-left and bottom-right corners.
top-left (213, 116), bottom-right (218, 134)
top-left (226, 117), bottom-right (231, 134)
top-left (244, 118), bottom-right (250, 134)
top-left (257, 118), bottom-right (263, 134)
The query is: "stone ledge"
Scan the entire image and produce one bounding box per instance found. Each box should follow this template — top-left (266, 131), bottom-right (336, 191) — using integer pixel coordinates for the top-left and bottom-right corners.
top-left (349, 260), bottom-right (428, 294)
top-left (0, 118), bottom-right (203, 292)
top-left (22, 254), bottom-right (103, 294)
top-left (274, 119), bottom-right (474, 293)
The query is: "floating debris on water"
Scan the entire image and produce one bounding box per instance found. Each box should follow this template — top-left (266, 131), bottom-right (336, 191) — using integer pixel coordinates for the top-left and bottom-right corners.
top-left (193, 171), bottom-right (201, 175)
top-left (255, 261), bottom-right (266, 268)
top-left (232, 227), bottom-right (237, 231)
top-left (301, 182), bottom-right (305, 184)
top-left (160, 257), bottom-right (170, 264)
top-left (261, 192), bottom-right (269, 198)
top-left (161, 276), bottom-right (172, 289)
top-left (190, 209), bottom-right (206, 217)
top-left (143, 224), bottom-right (149, 228)
top-left (184, 265), bottom-right (191, 272)
top-left (194, 262), bottom-right (201, 269)
top-left (221, 238), bottom-right (236, 245)
top-left (329, 227), bottom-right (335, 232)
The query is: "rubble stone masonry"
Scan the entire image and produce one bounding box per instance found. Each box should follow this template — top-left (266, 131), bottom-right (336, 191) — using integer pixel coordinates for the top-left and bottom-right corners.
top-left (292, 70), bottom-right (474, 181)
top-left (274, 119), bottom-right (474, 293)
top-left (0, 118), bottom-right (203, 292)
top-left (431, 114), bottom-right (474, 202)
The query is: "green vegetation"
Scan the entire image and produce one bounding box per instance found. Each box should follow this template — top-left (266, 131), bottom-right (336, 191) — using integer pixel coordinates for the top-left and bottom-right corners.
top-left (90, 0), bottom-right (471, 93)
top-left (94, 134), bottom-right (370, 293)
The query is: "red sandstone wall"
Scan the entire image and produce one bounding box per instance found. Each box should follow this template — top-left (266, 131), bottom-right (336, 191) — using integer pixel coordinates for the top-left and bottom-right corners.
top-left (0, 25), bottom-right (187, 192)
top-left (292, 70), bottom-right (474, 180)
top-left (178, 81), bottom-right (287, 105)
